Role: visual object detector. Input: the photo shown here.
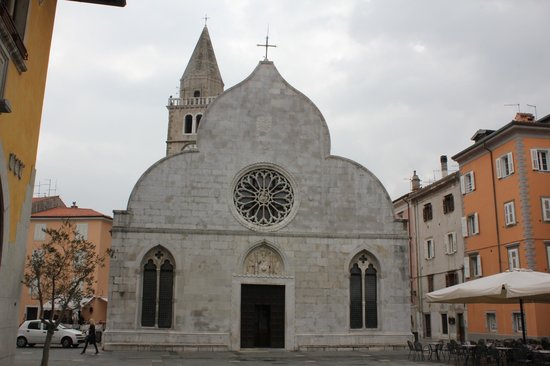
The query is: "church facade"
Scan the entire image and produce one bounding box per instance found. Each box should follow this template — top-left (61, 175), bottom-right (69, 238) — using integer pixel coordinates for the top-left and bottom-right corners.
top-left (104, 26), bottom-right (411, 351)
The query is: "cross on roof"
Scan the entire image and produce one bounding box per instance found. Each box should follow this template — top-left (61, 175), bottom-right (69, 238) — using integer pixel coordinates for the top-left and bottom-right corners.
top-left (257, 26), bottom-right (276, 61)
top-left (203, 14), bottom-right (210, 26)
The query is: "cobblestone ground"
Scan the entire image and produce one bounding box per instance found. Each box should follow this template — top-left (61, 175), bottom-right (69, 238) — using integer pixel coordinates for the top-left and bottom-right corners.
top-left (15, 347), bottom-right (449, 366)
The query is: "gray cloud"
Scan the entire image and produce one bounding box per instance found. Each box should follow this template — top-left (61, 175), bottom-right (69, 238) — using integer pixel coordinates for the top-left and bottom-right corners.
top-left (36, 0), bottom-right (550, 215)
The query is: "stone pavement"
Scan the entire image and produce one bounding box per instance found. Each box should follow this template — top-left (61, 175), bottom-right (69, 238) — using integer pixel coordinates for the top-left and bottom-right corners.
top-left (14, 347), bottom-right (449, 366)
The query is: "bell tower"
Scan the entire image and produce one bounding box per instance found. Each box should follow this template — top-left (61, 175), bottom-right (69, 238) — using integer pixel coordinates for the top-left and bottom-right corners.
top-left (166, 26), bottom-right (224, 155)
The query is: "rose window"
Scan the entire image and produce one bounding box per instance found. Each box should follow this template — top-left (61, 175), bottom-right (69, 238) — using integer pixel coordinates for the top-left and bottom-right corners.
top-left (233, 168), bottom-right (295, 227)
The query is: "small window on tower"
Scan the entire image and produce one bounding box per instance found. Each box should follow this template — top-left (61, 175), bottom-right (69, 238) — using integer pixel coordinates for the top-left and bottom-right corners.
top-left (184, 115), bottom-right (193, 134)
top-left (193, 90), bottom-right (201, 97)
top-left (196, 114), bottom-right (202, 131)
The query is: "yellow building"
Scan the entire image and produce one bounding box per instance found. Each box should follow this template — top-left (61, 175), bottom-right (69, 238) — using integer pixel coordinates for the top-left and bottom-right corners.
top-left (0, 1), bottom-right (124, 364)
top-left (19, 196), bottom-right (112, 326)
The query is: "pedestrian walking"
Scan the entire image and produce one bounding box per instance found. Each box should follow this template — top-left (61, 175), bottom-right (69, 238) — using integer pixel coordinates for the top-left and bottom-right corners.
top-left (80, 318), bottom-right (99, 354)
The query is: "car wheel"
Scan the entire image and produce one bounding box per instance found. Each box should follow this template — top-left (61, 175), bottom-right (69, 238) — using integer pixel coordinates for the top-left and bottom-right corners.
top-left (61, 337), bottom-right (72, 348)
top-left (16, 337), bottom-right (27, 348)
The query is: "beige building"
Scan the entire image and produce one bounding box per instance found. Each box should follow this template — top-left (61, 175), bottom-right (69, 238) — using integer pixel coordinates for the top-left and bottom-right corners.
top-left (394, 157), bottom-right (466, 342)
top-left (19, 196), bottom-right (112, 326)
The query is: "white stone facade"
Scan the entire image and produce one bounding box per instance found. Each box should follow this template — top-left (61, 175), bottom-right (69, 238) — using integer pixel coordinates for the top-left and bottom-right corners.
top-left (105, 61), bottom-right (411, 351)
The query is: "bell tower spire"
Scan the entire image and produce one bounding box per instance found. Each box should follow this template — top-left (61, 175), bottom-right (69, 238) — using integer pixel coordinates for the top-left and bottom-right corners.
top-left (166, 25), bottom-right (224, 156)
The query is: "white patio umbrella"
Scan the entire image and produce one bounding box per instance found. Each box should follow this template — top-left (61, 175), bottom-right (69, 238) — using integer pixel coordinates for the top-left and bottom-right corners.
top-left (425, 269), bottom-right (550, 343)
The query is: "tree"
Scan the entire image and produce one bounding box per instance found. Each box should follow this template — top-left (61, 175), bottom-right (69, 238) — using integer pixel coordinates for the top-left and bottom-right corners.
top-left (22, 220), bottom-right (110, 366)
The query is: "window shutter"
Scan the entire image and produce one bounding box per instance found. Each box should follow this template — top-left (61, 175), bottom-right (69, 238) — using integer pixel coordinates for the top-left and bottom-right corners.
top-left (508, 152), bottom-right (514, 174)
top-left (461, 217), bottom-right (468, 237)
top-left (476, 254), bottom-right (482, 277)
top-left (510, 203), bottom-right (516, 224)
top-left (496, 158), bottom-right (502, 179)
top-left (444, 234), bottom-right (449, 254)
top-left (531, 149), bottom-right (540, 170)
top-left (460, 175), bottom-right (465, 194)
top-left (470, 171), bottom-right (475, 191)
top-left (543, 198), bottom-right (550, 221)
top-left (452, 232), bottom-right (457, 252)
top-left (464, 257), bottom-right (470, 278)
top-left (473, 213), bottom-right (479, 234)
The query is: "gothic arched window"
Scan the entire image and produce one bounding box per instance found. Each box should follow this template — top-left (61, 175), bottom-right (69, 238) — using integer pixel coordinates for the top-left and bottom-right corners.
top-left (184, 115), bottom-right (193, 134)
top-left (349, 253), bottom-right (378, 329)
top-left (141, 247), bottom-right (174, 328)
top-left (196, 114), bottom-right (202, 131)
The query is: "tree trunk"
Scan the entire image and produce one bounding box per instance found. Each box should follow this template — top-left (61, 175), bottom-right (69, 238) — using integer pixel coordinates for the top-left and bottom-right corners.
top-left (40, 326), bottom-right (54, 366)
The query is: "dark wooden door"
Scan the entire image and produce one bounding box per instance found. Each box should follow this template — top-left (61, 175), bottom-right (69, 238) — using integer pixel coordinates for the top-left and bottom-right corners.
top-left (241, 285), bottom-right (285, 348)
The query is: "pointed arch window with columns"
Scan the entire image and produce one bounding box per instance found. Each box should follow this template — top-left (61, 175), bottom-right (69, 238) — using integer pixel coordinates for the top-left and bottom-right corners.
top-left (141, 246), bottom-right (175, 328)
top-left (349, 251), bottom-right (378, 329)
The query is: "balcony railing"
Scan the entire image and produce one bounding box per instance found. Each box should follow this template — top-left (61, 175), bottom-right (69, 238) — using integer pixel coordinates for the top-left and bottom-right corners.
top-left (167, 96), bottom-right (216, 107)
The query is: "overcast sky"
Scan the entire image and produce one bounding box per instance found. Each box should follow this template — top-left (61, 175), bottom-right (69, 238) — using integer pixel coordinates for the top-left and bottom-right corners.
top-left (36, 0), bottom-right (550, 216)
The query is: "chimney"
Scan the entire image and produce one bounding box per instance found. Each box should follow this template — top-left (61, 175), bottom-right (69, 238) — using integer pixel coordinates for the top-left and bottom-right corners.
top-left (71, 201), bottom-right (78, 208)
top-left (514, 112), bottom-right (535, 122)
top-left (440, 155), bottom-right (448, 178)
top-left (411, 171), bottom-right (421, 192)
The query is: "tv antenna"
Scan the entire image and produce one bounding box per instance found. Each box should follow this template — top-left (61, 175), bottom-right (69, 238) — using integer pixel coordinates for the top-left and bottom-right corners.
top-left (34, 178), bottom-right (57, 197)
top-left (504, 103), bottom-right (520, 112)
top-left (527, 104), bottom-right (537, 119)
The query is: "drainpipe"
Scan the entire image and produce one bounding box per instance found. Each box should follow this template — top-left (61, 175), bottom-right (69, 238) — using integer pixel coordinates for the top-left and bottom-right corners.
top-left (483, 143), bottom-right (503, 272)
top-left (412, 196), bottom-right (424, 338)
top-left (403, 197), bottom-right (413, 283)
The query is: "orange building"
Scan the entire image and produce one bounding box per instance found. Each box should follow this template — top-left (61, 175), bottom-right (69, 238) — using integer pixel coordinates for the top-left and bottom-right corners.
top-left (19, 196), bottom-right (112, 326)
top-left (452, 112), bottom-right (550, 341)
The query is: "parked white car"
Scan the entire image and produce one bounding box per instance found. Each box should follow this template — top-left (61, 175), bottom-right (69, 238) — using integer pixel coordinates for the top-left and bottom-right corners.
top-left (17, 320), bottom-right (86, 348)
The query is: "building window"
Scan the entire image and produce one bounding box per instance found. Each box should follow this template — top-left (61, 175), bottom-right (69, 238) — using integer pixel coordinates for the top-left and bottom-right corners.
top-left (486, 312), bottom-right (497, 331)
top-left (141, 246), bottom-right (174, 328)
top-left (531, 149), bottom-right (550, 171)
top-left (425, 239), bottom-right (435, 260)
top-left (508, 246), bottom-right (520, 270)
top-left (445, 232), bottom-right (457, 254)
top-left (465, 254), bottom-right (482, 278)
top-left (193, 90), bottom-right (200, 97)
top-left (424, 313), bottom-right (432, 338)
top-left (460, 171), bottom-right (475, 194)
top-left (546, 242), bottom-right (550, 272)
top-left (441, 313), bottom-right (448, 335)
top-left (0, 45), bottom-right (8, 103)
top-left (496, 152), bottom-right (514, 178)
top-left (184, 114), bottom-right (193, 134)
top-left (443, 194), bottom-right (454, 214)
top-left (542, 198), bottom-right (550, 222)
top-left (349, 254), bottom-right (378, 329)
top-left (445, 271), bottom-right (458, 287)
top-left (512, 313), bottom-right (524, 333)
top-left (427, 274), bottom-right (434, 292)
top-left (423, 203), bottom-right (433, 222)
top-left (33, 223), bottom-right (46, 241)
top-left (196, 114), bottom-right (202, 131)
top-left (75, 223), bottom-right (88, 240)
top-left (462, 213), bottom-right (479, 237)
top-left (504, 201), bottom-right (516, 226)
